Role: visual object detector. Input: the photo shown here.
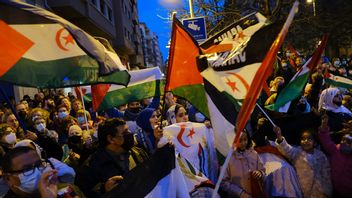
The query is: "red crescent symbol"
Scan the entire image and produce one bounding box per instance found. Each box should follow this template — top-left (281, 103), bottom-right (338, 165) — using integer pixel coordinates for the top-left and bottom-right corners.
top-left (55, 28), bottom-right (69, 51)
top-left (177, 124), bottom-right (191, 148)
top-left (227, 72), bottom-right (250, 93)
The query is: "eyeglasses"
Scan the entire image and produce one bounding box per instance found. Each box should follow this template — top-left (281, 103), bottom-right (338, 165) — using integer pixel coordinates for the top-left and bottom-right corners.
top-left (7, 160), bottom-right (54, 176)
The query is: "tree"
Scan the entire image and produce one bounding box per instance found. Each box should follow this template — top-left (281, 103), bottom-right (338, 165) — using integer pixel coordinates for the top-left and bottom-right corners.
top-left (182, 0), bottom-right (352, 56)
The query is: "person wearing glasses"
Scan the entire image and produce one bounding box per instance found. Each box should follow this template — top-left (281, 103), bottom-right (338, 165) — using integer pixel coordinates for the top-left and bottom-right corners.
top-left (1, 146), bottom-right (84, 198)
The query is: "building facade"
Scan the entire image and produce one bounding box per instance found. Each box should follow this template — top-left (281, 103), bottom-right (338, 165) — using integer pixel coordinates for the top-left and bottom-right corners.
top-left (140, 22), bottom-right (164, 70)
top-left (9, 0), bottom-right (153, 101)
top-left (46, 0), bottom-right (144, 69)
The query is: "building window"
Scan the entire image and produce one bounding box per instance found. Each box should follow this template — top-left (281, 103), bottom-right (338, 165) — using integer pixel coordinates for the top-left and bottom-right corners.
top-left (100, 1), bottom-right (106, 15)
top-left (107, 8), bottom-right (113, 21)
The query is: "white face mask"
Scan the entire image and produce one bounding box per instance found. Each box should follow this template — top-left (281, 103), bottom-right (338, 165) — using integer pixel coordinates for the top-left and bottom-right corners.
top-left (17, 166), bottom-right (51, 194)
top-left (35, 123), bottom-right (46, 132)
top-left (3, 133), bottom-right (16, 145)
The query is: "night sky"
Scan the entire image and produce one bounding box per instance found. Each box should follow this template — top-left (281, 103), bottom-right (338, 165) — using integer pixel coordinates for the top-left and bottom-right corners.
top-left (138, 1), bottom-right (173, 63)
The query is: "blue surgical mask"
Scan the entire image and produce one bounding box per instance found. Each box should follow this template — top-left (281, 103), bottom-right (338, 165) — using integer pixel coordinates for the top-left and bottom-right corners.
top-left (77, 116), bottom-right (85, 124)
top-left (58, 111), bottom-right (68, 119)
top-left (17, 166), bottom-right (51, 194)
top-left (35, 123), bottom-right (46, 132)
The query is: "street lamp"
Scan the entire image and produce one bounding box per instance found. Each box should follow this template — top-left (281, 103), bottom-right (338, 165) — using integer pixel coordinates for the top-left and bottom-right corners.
top-left (188, 0), bottom-right (194, 18)
top-left (307, 0), bottom-right (316, 16)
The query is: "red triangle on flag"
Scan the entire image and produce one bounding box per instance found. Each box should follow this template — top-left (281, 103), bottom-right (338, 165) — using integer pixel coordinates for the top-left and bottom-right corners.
top-left (91, 84), bottom-right (111, 111)
top-left (74, 87), bottom-right (87, 101)
top-left (0, 20), bottom-right (34, 77)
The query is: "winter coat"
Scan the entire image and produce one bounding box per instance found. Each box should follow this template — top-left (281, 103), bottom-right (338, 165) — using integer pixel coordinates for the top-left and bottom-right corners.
top-left (318, 127), bottom-right (352, 197)
top-left (276, 138), bottom-right (332, 198)
top-left (75, 147), bottom-right (149, 198)
top-left (220, 148), bottom-right (265, 198)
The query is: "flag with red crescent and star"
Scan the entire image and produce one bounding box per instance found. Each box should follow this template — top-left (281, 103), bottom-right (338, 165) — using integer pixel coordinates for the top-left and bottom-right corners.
top-left (163, 122), bottom-right (218, 183)
top-left (196, 12), bottom-right (282, 157)
top-left (0, 0), bottom-right (129, 88)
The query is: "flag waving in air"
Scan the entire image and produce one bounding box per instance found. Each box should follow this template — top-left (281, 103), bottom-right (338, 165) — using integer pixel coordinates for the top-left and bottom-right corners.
top-left (83, 67), bottom-right (164, 111)
top-left (165, 15), bottom-right (209, 117)
top-left (197, 12), bottom-right (281, 156)
top-left (0, 0), bottom-right (130, 88)
top-left (267, 34), bottom-right (329, 112)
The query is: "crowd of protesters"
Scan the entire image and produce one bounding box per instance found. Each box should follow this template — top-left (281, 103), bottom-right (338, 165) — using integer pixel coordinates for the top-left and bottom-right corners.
top-left (0, 53), bottom-right (351, 198)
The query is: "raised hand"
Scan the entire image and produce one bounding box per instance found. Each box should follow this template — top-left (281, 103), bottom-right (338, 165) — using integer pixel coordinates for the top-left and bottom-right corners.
top-left (39, 170), bottom-right (58, 198)
top-left (273, 125), bottom-right (283, 142)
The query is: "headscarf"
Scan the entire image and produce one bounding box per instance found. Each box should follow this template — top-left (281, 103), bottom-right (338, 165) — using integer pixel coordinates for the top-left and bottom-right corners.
top-left (318, 87), bottom-right (352, 115)
top-left (166, 104), bottom-right (184, 125)
top-left (136, 108), bottom-right (155, 133)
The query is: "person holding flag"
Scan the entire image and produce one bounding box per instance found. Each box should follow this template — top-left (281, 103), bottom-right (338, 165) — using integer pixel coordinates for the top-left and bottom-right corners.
top-left (220, 129), bottom-right (266, 198)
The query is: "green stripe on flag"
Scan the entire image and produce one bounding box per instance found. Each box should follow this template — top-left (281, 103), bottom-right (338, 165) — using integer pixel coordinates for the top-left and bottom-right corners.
top-left (325, 78), bottom-right (352, 89)
top-left (269, 72), bottom-right (310, 111)
top-left (171, 84), bottom-right (209, 118)
top-left (0, 56), bottom-right (130, 88)
top-left (86, 80), bottom-right (165, 111)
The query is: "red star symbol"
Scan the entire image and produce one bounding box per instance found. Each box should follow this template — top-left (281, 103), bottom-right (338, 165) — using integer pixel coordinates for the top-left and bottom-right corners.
top-left (63, 34), bottom-right (75, 46)
top-left (237, 31), bottom-right (246, 40)
top-left (226, 78), bottom-right (240, 92)
top-left (233, 31), bottom-right (246, 41)
top-left (187, 128), bottom-right (195, 139)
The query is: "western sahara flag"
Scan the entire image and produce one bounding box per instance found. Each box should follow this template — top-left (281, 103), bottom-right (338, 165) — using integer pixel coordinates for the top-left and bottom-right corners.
top-left (0, 0), bottom-right (130, 88)
top-left (82, 67), bottom-right (163, 111)
top-left (102, 145), bottom-right (190, 198)
top-left (163, 122), bottom-right (218, 184)
top-left (197, 13), bottom-right (281, 156)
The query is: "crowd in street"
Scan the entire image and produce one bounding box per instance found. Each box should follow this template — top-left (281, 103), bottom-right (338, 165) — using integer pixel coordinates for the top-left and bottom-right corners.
top-left (0, 53), bottom-right (351, 198)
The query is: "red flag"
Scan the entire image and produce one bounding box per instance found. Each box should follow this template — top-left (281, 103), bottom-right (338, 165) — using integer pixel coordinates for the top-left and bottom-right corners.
top-left (165, 17), bottom-right (202, 91)
top-left (165, 16), bottom-right (209, 117)
top-left (74, 87), bottom-right (87, 101)
top-left (91, 84), bottom-right (111, 111)
top-left (287, 43), bottom-right (299, 57)
top-left (233, 1), bottom-right (299, 147)
top-left (306, 34), bottom-right (329, 70)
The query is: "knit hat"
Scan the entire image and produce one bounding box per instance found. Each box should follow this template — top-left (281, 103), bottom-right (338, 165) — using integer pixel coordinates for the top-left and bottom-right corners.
top-left (68, 125), bottom-right (83, 137)
top-left (136, 108), bottom-right (155, 132)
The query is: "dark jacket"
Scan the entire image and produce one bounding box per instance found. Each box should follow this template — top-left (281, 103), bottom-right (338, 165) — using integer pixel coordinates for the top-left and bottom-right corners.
top-left (75, 146), bottom-right (148, 198)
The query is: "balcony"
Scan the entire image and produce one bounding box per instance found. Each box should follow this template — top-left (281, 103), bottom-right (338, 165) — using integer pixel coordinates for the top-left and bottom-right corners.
top-left (47, 0), bottom-right (116, 39)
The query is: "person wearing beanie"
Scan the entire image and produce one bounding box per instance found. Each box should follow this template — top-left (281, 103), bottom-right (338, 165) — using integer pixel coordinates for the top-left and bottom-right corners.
top-left (135, 108), bottom-right (163, 154)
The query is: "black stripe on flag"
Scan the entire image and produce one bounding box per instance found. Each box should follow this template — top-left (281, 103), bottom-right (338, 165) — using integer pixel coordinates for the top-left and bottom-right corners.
top-left (204, 78), bottom-right (238, 126)
top-left (102, 144), bottom-right (176, 198)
